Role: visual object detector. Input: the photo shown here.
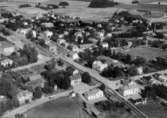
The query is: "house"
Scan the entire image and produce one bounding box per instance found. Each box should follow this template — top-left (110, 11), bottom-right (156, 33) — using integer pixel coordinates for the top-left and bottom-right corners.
top-left (92, 60), bottom-right (108, 72)
top-left (0, 58), bottom-right (13, 67)
top-left (16, 90), bottom-right (33, 105)
top-left (44, 30), bottom-right (53, 39)
top-left (101, 42), bottom-right (109, 49)
top-left (72, 53), bottom-right (80, 61)
top-left (42, 22), bottom-right (54, 28)
top-left (83, 88), bottom-right (106, 104)
top-left (16, 28), bottom-right (30, 36)
top-left (70, 73), bottom-right (81, 86)
top-left (71, 45), bottom-right (79, 52)
top-left (120, 81), bottom-right (143, 100)
top-left (57, 38), bottom-right (67, 46)
top-left (96, 56), bottom-right (125, 68)
top-left (136, 66), bottom-right (143, 75)
top-left (0, 95), bottom-right (7, 104)
top-left (25, 75), bottom-right (45, 90)
top-left (47, 42), bottom-right (57, 55)
top-left (0, 41), bottom-right (16, 56)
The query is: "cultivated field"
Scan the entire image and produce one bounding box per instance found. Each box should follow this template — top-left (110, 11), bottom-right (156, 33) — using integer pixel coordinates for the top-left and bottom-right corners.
top-left (137, 101), bottom-right (167, 118)
top-left (26, 97), bottom-right (90, 118)
top-left (122, 47), bottom-right (167, 60)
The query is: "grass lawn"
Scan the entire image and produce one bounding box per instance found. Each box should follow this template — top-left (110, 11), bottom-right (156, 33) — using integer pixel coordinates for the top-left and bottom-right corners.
top-left (26, 97), bottom-right (90, 118)
top-left (137, 101), bottom-right (167, 118)
top-left (122, 47), bottom-right (167, 60)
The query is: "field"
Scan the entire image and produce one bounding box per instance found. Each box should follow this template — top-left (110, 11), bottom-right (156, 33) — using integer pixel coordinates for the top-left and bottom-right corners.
top-left (122, 47), bottom-right (167, 60)
top-left (137, 101), bottom-right (167, 118)
top-left (26, 97), bottom-right (90, 118)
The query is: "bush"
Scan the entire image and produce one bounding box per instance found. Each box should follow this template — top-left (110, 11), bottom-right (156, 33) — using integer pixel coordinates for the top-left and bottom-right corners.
top-left (59, 2), bottom-right (69, 8)
top-left (81, 72), bottom-right (91, 84)
top-left (89, 0), bottom-right (118, 8)
top-left (19, 4), bottom-right (31, 8)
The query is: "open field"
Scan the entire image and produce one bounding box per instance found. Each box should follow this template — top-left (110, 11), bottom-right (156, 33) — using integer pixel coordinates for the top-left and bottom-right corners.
top-left (26, 97), bottom-right (90, 118)
top-left (121, 47), bottom-right (167, 60)
top-left (137, 101), bottom-right (167, 118)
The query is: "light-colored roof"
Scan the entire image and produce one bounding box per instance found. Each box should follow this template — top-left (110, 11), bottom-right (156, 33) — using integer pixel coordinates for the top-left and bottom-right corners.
top-left (97, 56), bottom-right (124, 67)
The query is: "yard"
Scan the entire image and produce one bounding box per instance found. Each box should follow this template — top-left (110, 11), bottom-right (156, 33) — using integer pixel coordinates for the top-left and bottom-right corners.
top-left (26, 97), bottom-right (91, 118)
top-left (137, 101), bottom-right (167, 118)
top-left (122, 47), bottom-right (167, 60)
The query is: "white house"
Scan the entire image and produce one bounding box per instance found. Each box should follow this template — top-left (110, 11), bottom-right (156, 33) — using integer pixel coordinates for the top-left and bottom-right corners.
top-left (16, 90), bottom-right (33, 105)
top-left (92, 61), bottom-right (108, 72)
top-left (136, 66), bottom-right (143, 75)
top-left (83, 88), bottom-right (106, 103)
top-left (0, 58), bottom-right (13, 67)
top-left (101, 42), bottom-right (109, 49)
top-left (70, 73), bottom-right (82, 86)
top-left (120, 81), bottom-right (143, 100)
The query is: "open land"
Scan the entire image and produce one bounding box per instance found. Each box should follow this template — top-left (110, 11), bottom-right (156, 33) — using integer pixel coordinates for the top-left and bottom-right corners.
top-left (26, 97), bottom-right (90, 118)
top-left (137, 101), bottom-right (167, 118)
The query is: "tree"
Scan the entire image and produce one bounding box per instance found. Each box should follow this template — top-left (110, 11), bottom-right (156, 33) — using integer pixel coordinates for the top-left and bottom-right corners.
top-left (20, 45), bottom-right (38, 63)
top-left (59, 1), bottom-right (69, 8)
top-left (59, 77), bottom-right (71, 90)
top-left (33, 87), bottom-right (42, 99)
top-left (65, 66), bottom-right (75, 76)
top-left (133, 56), bottom-right (146, 66)
top-left (44, 59), bottom-right (56, 71)
top-left (81, 72), bottom-right (91, 84)
top-left (42, 82), bottom-right (54, 94)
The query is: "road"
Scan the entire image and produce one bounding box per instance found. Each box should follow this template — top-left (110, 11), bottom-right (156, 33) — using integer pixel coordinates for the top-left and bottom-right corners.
top-left (2, 90), bottom-right (72, 118)
top-left (131, 69), bottom-right (167, 80)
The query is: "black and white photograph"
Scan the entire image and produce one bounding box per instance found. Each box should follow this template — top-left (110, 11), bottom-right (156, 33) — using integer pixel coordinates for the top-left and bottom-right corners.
top-left (0, 0), bottom-right (167, 118)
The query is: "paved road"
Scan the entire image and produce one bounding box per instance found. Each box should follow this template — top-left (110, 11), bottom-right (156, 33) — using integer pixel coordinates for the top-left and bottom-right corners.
top-left (131, 69), bottom-right (167, 80)
top-left (2, 90), bottom-right (72, 118)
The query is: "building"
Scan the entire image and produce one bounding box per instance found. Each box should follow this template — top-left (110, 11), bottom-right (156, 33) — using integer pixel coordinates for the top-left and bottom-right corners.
top-left (0, 58), bottom-right (13, 67)
top-left (120, 81), bottom-right (143, 100)
top-left (16, 90), bottom-right (33, 105)
top-left (70, 73), bottom-right (81, 86)
top-left (44, 30), bottom-right (53, 39)
top-left (0, 41), bottom-right (16, 56)
top-left (101, 42), bottom-right (109, 49)
top-left (72, 53), bottom-right (80, 61)
top-left (16, 28), bottom-right (30, 36)
top-left (158, 75), bottom-right (167, 85)
top-left (92, 60), bottom-right (108, 72)
top-left (47, 42), bottom-right (58, 55)
top-left (136, 66), bottom-right (143, 75)
top-left (83, 88), bottom-right (106, 104)
top-left (96, 56), bottom-right (125, 68)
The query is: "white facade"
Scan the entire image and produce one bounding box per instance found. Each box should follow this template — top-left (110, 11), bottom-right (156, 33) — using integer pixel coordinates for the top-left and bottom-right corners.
top-left (70, 73), bottom-right (81, 86)
top-left (72, 53), bottom-right (80, 61)
top-left (121, 81), bottom-right (142, 100)
top-left (1, 59), bottom-right (13, 67)
top-left (85, 89), bottom-right (104, 102)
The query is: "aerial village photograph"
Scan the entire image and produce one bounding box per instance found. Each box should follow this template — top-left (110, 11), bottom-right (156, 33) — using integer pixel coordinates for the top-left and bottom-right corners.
top-left (1, 0), bottom-right (167, 118)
